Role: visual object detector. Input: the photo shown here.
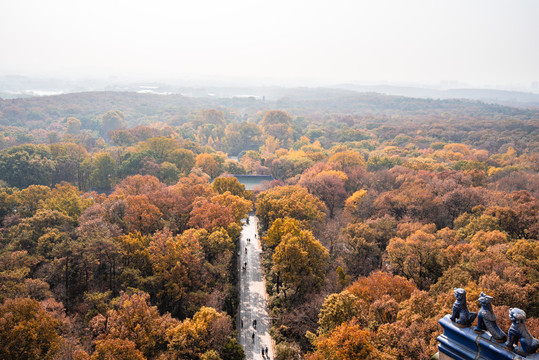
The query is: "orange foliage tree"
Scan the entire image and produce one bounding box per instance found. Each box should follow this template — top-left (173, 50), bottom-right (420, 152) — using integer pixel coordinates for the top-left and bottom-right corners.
top-left (148, 229), bottom-right (204, 317)
top-left (89, 291), bottom-right (177, 358)
top-left (307, 320), bottom-right (377, 360)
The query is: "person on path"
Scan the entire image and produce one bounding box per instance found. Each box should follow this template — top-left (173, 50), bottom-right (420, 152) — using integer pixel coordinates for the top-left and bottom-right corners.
top-left (252, 333), bottom-right (255, 343)
top-left (265, 346), bottom-right (268, 355)
top-left (240, 319), bottom-right (243, 328)
top-left (262, 348), bottom-right (265, 357)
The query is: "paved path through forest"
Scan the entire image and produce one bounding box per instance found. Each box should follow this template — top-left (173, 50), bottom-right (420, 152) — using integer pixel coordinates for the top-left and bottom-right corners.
top-left (238, 213), bottom-right (275, 360)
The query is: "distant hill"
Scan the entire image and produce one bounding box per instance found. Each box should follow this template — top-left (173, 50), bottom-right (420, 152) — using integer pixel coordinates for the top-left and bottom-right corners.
top-left (1, 90), bottom-right (538, 128)
top-left (336, 84), bottom-right (539, 107)
top-left (2, 75), bottom-right (539, 108)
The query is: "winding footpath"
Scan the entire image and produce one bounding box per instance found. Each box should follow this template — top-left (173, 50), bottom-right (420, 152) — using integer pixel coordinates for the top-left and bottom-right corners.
top-left (238, 213), bottom-right (275, 360)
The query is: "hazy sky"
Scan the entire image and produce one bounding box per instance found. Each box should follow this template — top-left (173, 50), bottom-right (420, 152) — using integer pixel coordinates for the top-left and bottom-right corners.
top-left (1, 0), bottom-right (538, 88)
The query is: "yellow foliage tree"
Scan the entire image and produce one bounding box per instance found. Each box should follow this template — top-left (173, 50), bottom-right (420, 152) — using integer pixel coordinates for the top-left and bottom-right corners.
top-left (256, 185), bottom-right (326, 229)
top-left (272, 228), bottom-right (329, 295)
top-left (327, 151), bottom-right (366, 172)
top-left (166, 306), bottom-right (232, 359)
top-left (344, 189), bottom-right (367, 214)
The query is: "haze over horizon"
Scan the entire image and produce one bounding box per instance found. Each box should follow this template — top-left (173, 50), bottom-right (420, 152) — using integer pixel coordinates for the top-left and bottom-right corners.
top-left (1, 0), bottom-right (538, 90)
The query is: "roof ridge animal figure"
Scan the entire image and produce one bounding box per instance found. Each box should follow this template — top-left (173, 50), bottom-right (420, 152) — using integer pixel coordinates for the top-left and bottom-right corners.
top-left (505, 308), bottom-right (539, 355)
top-left (450, 288), bottom-right (476, 327)
top-left (473, 292), bottom-right (506, 343)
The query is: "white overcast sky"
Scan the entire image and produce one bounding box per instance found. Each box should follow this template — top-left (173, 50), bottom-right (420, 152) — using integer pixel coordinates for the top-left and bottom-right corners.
top-left (1, 0), bottom-right (538, 88)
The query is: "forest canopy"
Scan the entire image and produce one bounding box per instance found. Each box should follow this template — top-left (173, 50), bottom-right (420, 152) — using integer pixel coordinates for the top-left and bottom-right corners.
top-left (0, 90), bottom-right (537, 360)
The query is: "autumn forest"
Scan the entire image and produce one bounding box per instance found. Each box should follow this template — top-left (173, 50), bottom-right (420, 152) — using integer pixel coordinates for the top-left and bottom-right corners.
top-left (0, 90), bottom-right (538, 360)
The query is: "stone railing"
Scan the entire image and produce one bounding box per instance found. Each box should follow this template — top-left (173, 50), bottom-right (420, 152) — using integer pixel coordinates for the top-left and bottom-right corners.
top-left (437, 288), bottom-right (539, 360)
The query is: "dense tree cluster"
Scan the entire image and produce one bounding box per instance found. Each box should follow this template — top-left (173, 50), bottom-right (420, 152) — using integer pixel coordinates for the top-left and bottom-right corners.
top-left (0, 91), bottom-right (537, 359)
top-left (252, 145), bottom-right (537, 358)
top-left (0, 173), bottom-right (249, 359)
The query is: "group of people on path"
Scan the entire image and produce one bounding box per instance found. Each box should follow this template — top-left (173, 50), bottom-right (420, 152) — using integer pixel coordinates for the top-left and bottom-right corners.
top-left (241, 221), bottom-right (269, 358)
top-left (240, 317), bottom-right (269, 358)
top-left (239, 319), bottom-right (256, 329)
top-left (242, 234), bottom-right (256, 269)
